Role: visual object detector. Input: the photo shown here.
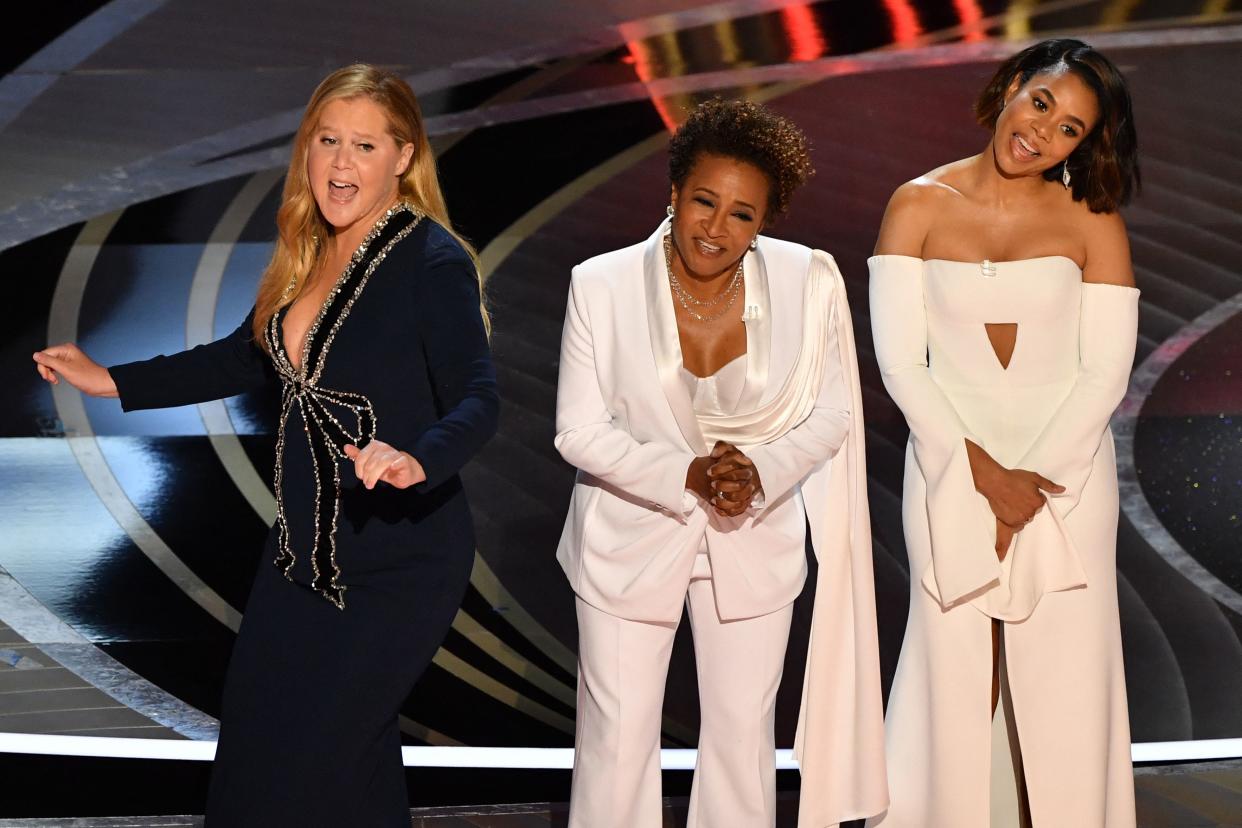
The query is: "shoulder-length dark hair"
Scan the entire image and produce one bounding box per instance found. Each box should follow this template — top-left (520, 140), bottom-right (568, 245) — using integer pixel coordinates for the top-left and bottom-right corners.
top-left (975, 39), bottom-right (1139, 213)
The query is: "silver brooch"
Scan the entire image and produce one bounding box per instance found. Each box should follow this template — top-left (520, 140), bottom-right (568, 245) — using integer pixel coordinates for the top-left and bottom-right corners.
top-left (980, 259), bottom-right (998, 278)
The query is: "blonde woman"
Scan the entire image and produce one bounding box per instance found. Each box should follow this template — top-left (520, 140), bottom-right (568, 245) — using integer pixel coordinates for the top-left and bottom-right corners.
top-left (33, 65), bottom-right (498, 826)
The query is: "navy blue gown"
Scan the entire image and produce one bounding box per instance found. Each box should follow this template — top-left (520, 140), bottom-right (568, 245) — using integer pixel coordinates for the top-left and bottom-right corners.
top-left (109, 207), bottom-right (499, 827)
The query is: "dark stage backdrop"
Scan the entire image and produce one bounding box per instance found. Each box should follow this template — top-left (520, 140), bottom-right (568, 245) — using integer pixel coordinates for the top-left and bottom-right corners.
top-left (1, 1), bottom-right (1240, 818)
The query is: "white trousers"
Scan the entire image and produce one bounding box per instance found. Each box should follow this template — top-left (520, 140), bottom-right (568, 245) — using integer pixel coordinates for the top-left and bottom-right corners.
top-left (568, 558), bottom-right (795, 828)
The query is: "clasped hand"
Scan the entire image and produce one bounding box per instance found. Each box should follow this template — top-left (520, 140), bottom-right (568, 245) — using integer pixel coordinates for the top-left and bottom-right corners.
top-left (686, 440), bottom-right (763, 518)
top-left (343, 440), bottom-right (426, 490)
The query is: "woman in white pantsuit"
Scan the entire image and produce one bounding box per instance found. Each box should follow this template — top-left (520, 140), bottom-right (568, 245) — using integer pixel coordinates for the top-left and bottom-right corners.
top-left (555, 100), bottom-right (887, 828)
top-left (867, 40), bottom-right (1142, 827)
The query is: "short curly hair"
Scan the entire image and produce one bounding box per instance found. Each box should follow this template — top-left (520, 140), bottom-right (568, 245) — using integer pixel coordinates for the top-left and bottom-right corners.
top-left (668, 98), bottom-right (814, 220)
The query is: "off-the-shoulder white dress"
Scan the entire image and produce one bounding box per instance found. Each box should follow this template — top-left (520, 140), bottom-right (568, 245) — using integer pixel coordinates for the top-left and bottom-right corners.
top-left (866, 254), bottom-right (1138, 828)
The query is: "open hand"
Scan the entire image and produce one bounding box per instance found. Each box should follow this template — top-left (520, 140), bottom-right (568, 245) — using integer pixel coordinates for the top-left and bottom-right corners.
top-left (32, 343), bottom-right (118, 397)
top-left (343, 440), bottom-right (426, 490)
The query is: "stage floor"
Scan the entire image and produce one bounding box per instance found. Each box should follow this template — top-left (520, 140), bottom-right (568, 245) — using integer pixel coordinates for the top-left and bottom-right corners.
top-left (0, 762), bottom-right (1238, 827)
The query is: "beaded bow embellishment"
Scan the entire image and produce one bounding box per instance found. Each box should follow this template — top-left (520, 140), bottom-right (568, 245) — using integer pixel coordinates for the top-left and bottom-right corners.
top-left (265, 204), bottom-right (423, 608)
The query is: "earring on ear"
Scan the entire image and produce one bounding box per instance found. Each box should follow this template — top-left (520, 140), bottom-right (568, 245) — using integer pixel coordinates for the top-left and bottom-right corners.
top-left (749, 237), bottom-right (758, 251)
top-left (1062, 163), bottom-right (1072, 190)
top-left (666, 204), bottom-right (675, 218)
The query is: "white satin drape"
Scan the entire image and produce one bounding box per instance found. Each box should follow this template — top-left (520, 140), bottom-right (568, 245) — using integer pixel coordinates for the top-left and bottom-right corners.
top-left (647, 219), bottom-right (889, 825)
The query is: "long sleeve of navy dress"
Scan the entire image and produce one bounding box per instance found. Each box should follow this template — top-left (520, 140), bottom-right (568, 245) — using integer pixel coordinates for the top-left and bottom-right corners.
top-left (109, 209), bottom-right (498, 828)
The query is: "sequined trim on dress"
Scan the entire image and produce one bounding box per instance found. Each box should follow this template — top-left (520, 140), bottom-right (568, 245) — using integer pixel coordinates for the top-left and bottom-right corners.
top-left (264, 203), bottom-right (424, 608)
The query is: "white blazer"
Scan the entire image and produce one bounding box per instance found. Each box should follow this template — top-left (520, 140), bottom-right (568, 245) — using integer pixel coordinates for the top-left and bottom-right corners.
top-left (553, 219), bottom-right (851, 623)
top-left (554, 219), bottom-right (889, 824)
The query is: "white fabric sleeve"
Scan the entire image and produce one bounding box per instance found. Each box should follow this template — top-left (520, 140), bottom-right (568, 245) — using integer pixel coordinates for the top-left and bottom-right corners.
top-left (1015, 283), bottom-right (1139, 510)
top-left (869, 255), bottom-right (999, 607)
top-left (553, 268), bottom-right (697, 516)
top-left (975, 282), bottom-right (1139, 620)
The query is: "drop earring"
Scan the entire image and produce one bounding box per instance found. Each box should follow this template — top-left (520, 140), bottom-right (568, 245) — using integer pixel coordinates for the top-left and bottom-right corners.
top-left (667, 205), bottom-right (675, 218)
top-left (1062, 163), bottom-right (1072, 190)
top-left (749, 237), bottom-right (758, 251)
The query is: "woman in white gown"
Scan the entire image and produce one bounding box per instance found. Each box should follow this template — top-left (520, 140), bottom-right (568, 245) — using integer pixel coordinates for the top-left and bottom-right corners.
top-left (866, 40), bottom-right (1142, 827)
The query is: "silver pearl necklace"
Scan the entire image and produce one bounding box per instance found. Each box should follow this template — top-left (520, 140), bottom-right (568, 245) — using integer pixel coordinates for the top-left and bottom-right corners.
top-left (664, 234), bottom-right (744, 323)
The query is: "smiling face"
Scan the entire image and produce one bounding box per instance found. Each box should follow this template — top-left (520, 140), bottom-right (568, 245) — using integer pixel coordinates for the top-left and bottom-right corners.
top-left (669, 153), bottom-right (770, 282)
top-left (992, 65), bottom-right (1100, 178)
top-left (306, 96), bottom-right (414, 244)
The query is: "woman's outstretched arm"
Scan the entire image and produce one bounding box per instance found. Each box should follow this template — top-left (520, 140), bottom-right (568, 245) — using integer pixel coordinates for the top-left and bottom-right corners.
top-left (35, 308), bottom-right (274, 410)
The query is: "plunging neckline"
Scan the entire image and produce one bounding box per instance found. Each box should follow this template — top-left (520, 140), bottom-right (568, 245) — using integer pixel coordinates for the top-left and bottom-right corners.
top-left (277, 222), bottom-right (385, 377)
top-left (260, 202), bottom-right (424, 609)
top-left (281, 260), bottom-right (354, 375)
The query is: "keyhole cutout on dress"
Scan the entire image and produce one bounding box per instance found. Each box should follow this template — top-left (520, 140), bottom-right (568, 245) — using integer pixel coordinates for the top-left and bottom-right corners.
top-left (984, 323), bottom-right (1018, 371)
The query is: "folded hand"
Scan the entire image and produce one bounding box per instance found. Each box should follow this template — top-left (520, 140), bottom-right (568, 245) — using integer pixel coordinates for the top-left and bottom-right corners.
top-left (706, 441), bottom-right (762, 517)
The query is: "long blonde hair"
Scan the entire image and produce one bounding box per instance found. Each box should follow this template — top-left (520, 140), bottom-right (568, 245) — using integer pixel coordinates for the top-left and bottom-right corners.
top-left (252, 64), bottom-right (486, 348)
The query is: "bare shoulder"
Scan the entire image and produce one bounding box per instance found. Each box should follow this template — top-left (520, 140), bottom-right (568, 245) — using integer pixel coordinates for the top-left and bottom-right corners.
top-left (874, 171), bottom-right (962, 256)
top-left (1079, 207), bottom-right (1135, 287)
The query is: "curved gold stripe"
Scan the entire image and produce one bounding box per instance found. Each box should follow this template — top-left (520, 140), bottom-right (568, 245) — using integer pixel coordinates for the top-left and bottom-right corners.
top-left (432, 648), bottom-right (575, 735)
top-left (50, 213), bottom-right (244, 633)
top-left (400, 716), bottom-right (461, 748)
top-left (1201, 0), bottom-right (1231, 18)
top-left (433, 57), bottom-right (681, 724)
top-left (185, 58), bottom-right (792, 740)
top-left (1004, 0), bottom-right (1039, 40)
top-left (432, 51), bottom-right (604, 158)
top-left (453, 17), bottom-right (1242, 736)
top-left (48, 201), bottom-right (454, 747)
top-left (183, 172), bottom-right (576, 736)
top-left (473, 128), bottom-right (729, 746)
top-left (478, 131), bottom-right (669, 287)
top-left (468, 133), bottom-right (672, 696)
top-left (187, 169), bottom-right (282, 526)
top-left (467, 556), bottom-right (579, 677)
top-left (181, 59), bottom-right (598, 722)
top-left (1102, 0), bottom-right (1143, 26)
top-left (451, 608), bottom-right (574, 707)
